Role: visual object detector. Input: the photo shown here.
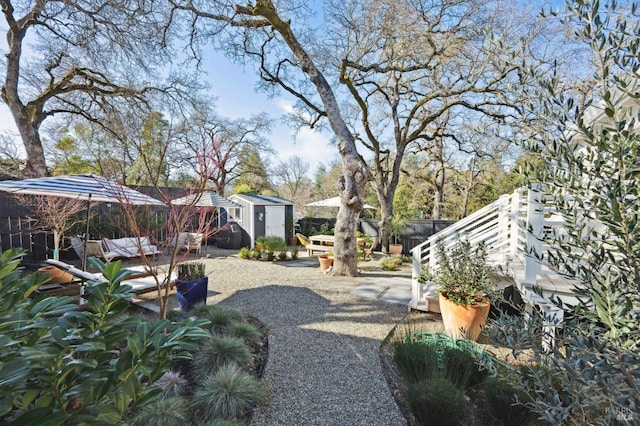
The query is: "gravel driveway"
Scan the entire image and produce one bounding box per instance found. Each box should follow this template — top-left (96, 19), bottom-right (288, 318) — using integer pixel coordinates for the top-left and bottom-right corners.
top-left (200, 249), bottom-right (409, 426)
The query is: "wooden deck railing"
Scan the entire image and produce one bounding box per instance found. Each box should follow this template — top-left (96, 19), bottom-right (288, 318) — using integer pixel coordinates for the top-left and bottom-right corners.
top-left (409, 185), bottom-right (560, 312)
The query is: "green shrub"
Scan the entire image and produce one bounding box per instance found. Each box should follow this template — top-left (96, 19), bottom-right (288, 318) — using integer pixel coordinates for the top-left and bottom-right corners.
top-left (0, 251), bottom-right (210, 424)
top-left (191, 364), bottom-right (267, 422)
top-left (380, 256), bottom-right (398, 271)
top-left (255, 235), bottom-right (286, 252)
top-left (408, 378), bottom-right (470, 426)
top-left (277, 251), bottom-right (288, 261)
top-left (483, 376), bottom-right (533, 425)
top-left (290, 246), bottom-right (299, 260)
top-left (393, 340), bottom-right (487, 389)
top-left (249, 249), bottom-right (261, 260)
top-left (319, 222), bottom-right (333, 235)
top-left (194, 335), bottom-right (251, 376)
top-left (132, 396), bottom-right (189, 426)
top-left (237, 247), bottom-right (251, 259)
top-left (441, 347), bottom-right (488, 389)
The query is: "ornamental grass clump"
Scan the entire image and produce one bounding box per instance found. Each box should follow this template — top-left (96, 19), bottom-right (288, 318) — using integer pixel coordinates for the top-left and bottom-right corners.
top-left (407, 378), bottom-right (470, 426)
top-left (194, 335), bottom-right (251, 376)
top-left (393, 338), bottom-right (487, 390)
top-left (482, 376), bottom-right (534, 425)
top-left (191, 364), bottom-right (267, 423)
top-left (177, 262), bottom-right (206, 281)
top-left (131, 397), bottom-right (190, 426)
top-left (392, 341), bottom-right (439, 384)
top-left (191, 303), bottom-right (244, 334)
top-left (227, 322), bottom-right (262, 348)
top-left (153, 370), bottom-right (189, 399)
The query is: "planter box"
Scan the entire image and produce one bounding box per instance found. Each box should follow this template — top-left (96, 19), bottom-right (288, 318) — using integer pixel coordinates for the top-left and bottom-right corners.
top-left (176, 276), bottom-right (209, 311)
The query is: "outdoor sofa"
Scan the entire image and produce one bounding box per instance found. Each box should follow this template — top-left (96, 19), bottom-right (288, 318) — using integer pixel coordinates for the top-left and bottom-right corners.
top-left (72, 236), bottom-right (160, 260)
top-left (102, 237), bottom-right (161, 258)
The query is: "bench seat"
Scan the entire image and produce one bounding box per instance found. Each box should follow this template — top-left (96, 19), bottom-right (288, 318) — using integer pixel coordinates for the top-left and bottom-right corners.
top-left (305, 244), bottom-right (334, 255)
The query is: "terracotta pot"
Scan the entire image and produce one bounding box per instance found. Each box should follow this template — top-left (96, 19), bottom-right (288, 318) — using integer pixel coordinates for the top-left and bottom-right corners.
top-left (438, 292), bottom-right (490, 341)
top-left (289, 237), bottom-right (298, 246)
top-left (389, 244), bottom-right (403, 255)
top-left (38, 266), bottom-right (74, 284)
top-left (318, 255), bottom-right (334, 272)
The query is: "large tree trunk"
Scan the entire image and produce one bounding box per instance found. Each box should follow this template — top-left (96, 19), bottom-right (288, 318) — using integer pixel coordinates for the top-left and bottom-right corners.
top-left (250, 1), bottom-right (369, 276)
top-left (432, 136), bottom-right (445, 220)
top-left (11, 113), bottom-right (48, 177)
top-left (1, 2), bottom-right (48, 178)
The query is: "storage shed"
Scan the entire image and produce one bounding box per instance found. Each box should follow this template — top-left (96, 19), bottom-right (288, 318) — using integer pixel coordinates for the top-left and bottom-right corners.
top-left (227, 194), bottom-right (294, 248)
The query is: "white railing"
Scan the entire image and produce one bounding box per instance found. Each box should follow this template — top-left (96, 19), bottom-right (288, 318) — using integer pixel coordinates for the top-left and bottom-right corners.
top-left (409, 185), bottom-right (547, 311)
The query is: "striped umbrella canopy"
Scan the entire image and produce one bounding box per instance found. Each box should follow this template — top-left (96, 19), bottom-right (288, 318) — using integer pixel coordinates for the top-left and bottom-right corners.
top-left (0, 173), bottom-right (163, 205)
top-left (170, 191), bottom-right (241, 209)
top-left (0, 174), bottom-right (163, 269)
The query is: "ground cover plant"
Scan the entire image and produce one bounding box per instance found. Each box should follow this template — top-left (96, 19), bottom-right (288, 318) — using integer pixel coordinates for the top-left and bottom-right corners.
top-left (0, 250), bottom-right (268, 425)
top-left (136, 303), bottom-right (269, 425)
top-left (237, 236), bottom-right (298, 262)
top-left (387, 329), bottom-right (537, 426)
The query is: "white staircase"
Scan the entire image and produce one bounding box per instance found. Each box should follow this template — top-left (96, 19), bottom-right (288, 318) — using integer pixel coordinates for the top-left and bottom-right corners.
top-left (410, 186), bottom-right (581, 347)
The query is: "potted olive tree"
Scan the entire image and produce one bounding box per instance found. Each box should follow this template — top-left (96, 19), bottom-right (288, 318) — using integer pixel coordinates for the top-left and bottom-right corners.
top-left (175, 262), bottom-right (208, 311)
top-left (388, 214), bottom-right (406, 255)
top-left (419, 236), bottom-right (494, 341)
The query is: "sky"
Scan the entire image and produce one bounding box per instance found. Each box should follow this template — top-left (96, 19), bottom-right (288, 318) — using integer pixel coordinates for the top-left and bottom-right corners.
top-left (202, 52), bottom-right (339, 177)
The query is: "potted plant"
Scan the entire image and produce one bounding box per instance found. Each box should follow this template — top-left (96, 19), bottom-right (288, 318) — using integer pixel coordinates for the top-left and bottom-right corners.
top-left (388, 214), bottom-right (406, 255)
top-left (419, 236), bottom-right (494, 341)
top-left (175, 262), bottom-right (208, 311)
top-left (318, 251), bottom-right (334, 272)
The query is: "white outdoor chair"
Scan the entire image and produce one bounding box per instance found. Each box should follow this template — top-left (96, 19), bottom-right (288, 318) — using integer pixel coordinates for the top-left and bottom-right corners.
top-left (172, 232), bottom-right (204, 255)
top-left (85, 240), bottom-right (120, 263)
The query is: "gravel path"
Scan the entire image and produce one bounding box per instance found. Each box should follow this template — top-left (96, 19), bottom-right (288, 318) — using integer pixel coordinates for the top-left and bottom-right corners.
top-left (199, 249), bottom-right (409, 426)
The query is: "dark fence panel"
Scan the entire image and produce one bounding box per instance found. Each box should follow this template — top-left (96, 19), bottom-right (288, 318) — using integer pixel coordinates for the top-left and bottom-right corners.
top-left (359, 218), bottom-right (456, 254)
top-left (0, 186), bottom-right (184, 264)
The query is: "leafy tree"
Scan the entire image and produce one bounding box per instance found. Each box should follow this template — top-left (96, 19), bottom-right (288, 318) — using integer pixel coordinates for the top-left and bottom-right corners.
top-left (49, 132), bottom-right (96, 176)
top-left (488, 1), bottom-right (640, 423)
top-left (231, 146), bottom-right (274, 195)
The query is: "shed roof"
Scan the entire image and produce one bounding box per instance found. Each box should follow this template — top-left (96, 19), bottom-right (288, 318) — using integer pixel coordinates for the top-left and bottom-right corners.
top-left (229, 194), bottom-right (293, 206)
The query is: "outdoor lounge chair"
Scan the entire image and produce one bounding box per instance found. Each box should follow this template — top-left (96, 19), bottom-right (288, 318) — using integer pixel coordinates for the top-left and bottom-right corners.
top-left (363, 238), bottom-right (379, 261)
top-left (85, 240), bottom-right (120, 263)
top-left (296, 233), bottom-right (311, 247)
top-left (44, 259), bottom-right (176, 295)
top-left (172, 232), bottom-right (204, 255)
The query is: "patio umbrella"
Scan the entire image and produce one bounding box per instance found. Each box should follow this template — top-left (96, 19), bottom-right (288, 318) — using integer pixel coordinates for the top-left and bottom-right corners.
top-left (170, 191), bottom-right (242, 250)
top-left (170, 191), bottom-right (241, 210)
top-left (0, 173), bottom-right (163, 269)
top-left (305, 196), bottom-right (376, 209)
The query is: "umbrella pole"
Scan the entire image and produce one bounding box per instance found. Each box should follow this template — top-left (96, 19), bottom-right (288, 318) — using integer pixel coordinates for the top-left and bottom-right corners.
top-left (82, 195), bottom-right (92, 271)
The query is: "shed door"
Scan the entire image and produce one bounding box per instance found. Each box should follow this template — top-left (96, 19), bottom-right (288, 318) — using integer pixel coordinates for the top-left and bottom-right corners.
top-left (265, 206), bottom-right (285, 239)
